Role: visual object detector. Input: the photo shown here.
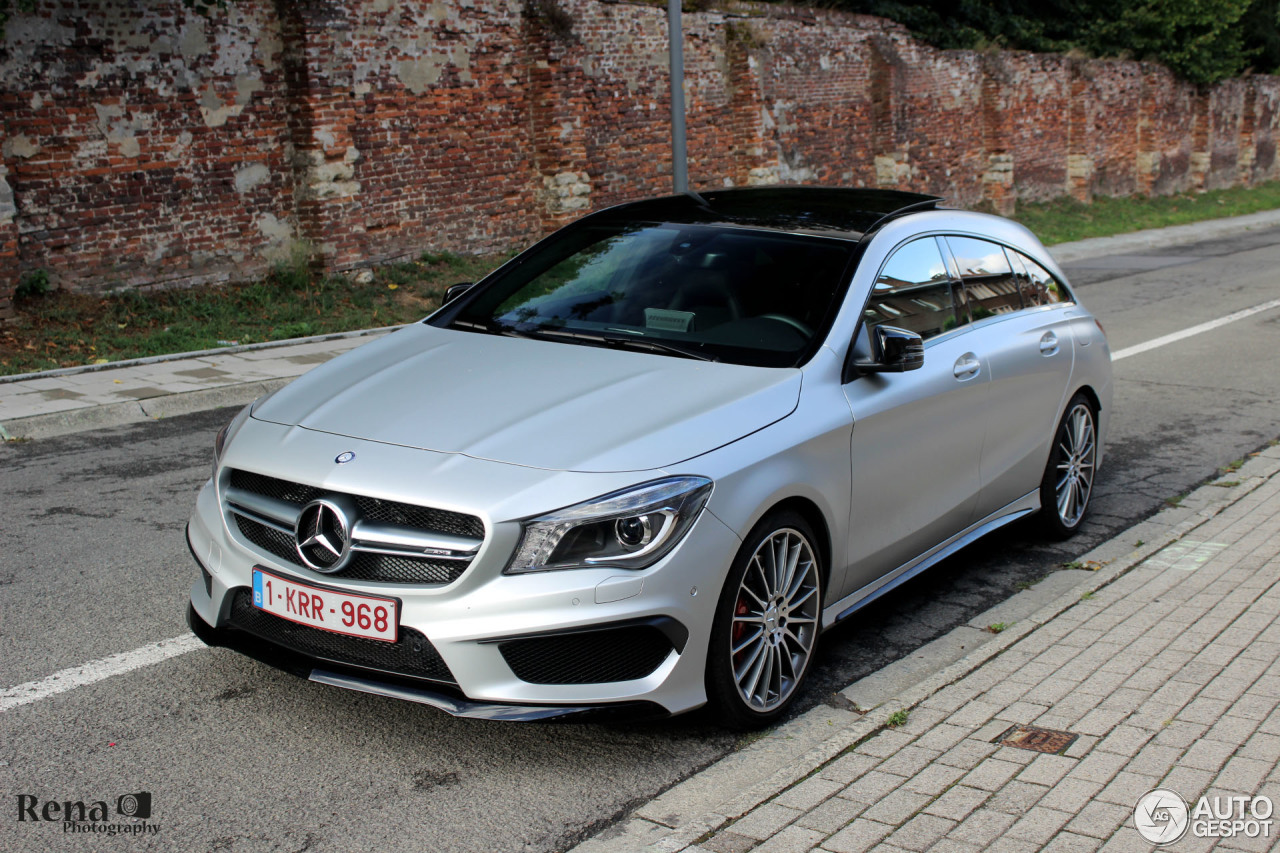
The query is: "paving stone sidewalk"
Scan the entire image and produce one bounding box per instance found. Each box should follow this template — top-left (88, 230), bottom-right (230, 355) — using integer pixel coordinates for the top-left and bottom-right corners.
top-left (5, 208), bottom-right (1280, 441)
top-left (579, 447), bottom-right (1280, 853)
top-left (0, 330), bottom-right (388, 438)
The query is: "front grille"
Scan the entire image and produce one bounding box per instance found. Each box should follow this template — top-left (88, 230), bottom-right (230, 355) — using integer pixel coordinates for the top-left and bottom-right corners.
top-left (235, 514), bottom-right (298, 564)
top-left (229, 469), bottom-right (485, 540)
top-left (227, 589), bottom-right (456, 685)
top-left (342, 552), bottom-right (462, 584)
top-left (226, 469), bottom-right (481, 585)
top-left (499, 626), bottom-right (674, 685)
top-left (232, 516), bottom-right (467, 585)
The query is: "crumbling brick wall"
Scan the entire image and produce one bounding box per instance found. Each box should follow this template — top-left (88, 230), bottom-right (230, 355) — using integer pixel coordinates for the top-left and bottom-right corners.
top-left (2, 0), bottom-right (1278, 320)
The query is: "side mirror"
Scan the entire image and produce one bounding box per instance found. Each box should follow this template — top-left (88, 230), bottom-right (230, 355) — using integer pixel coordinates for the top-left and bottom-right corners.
top-left (849, 325), bottom-right (924, 377)
top-left (443, 282), bottom-right (473, 305)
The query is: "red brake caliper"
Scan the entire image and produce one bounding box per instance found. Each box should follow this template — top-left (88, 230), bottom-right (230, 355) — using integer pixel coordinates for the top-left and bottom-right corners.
top-left (732, 596), bottom-right (749, 664)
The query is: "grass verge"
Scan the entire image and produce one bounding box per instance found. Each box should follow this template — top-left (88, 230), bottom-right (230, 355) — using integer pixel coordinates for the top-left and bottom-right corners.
top-left (1, 251), bottom-right (506, 376)
top-left (5, 180), bottom-right (1280, 376)
top-left (1011, 180), bottom-right (1280, 245)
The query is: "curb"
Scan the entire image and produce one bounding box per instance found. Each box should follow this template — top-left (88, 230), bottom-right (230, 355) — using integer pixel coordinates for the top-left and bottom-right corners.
top-left (0, 324), bottom-right (403, 385)
top-left (1046, 207), bottom-right (1280, 264)
top-left (1, 380), bottom-right (291, 441)
top-left (5, 207), bottom-right (1280, 442)
top-left (569, 444), bottom-right (1280, 853)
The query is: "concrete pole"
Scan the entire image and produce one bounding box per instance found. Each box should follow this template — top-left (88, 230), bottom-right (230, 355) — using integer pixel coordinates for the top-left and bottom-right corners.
top-left (668, 0), bottom-right (689, 194)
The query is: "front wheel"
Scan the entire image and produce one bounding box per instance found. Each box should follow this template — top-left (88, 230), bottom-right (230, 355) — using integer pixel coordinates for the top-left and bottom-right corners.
top-left (1039, 393), bottom-right (1098, 540)
top-left (706, 511), bottom-right (823, 730)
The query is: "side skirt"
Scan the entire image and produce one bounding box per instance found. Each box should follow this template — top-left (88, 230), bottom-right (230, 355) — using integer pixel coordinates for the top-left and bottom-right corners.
top-left (822, 490), bottom-right (1041, 630)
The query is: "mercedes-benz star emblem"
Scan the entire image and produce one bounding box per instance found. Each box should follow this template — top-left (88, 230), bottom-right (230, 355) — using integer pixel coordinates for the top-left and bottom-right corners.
top-left (295, 499), bottom-right (353, 572)
top-left (335, 451), bottom-right (356, 464)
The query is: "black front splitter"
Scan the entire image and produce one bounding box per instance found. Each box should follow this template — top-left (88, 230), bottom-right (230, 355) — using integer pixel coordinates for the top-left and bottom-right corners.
top-left (187, 603), bottom-right (666, 723)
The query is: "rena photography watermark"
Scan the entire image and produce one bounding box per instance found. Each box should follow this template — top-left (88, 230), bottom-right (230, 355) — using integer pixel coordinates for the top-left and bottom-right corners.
top-left (1134, 787), bottom-right (1274, 845)
top-left (15, 791), bottom-right (160, 837)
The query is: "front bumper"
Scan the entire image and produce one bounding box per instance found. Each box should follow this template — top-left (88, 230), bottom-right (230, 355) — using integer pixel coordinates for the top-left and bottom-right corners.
top-left (186, 458), bottom-right (741, 717)
top-left (186, 603), bottom-right (665, 721)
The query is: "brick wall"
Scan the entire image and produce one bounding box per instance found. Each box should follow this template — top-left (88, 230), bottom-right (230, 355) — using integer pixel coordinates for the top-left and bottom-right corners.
top-left (3, 0), bottom-right (1279, 320)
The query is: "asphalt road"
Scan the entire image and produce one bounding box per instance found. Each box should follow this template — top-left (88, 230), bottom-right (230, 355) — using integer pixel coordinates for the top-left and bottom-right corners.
top-left (2, 227), bottom-right (1279, 852)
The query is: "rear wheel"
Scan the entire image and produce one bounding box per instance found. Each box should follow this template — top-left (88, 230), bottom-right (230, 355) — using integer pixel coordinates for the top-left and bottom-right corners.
top-left (1039, 393), bottom-right (1097, 539)
top-left (706, 511), bottom-right (822, 730)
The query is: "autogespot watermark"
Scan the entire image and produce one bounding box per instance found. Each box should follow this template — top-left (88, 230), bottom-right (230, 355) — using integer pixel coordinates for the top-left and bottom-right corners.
top-left (1134, 788), bottom-right (1274, 845)
top-left (15, 791), bottom-right (160, 837)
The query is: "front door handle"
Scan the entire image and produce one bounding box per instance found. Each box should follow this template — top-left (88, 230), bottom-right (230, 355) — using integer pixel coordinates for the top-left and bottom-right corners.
top-left (953, 353), bottom-right (981, 380)
top-left (1039, 331), bottom-right (1060, 356)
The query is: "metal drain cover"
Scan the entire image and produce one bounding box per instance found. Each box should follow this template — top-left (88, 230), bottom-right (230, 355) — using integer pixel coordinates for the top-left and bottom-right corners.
top-left (994, 725), bottom-right (1078, 754)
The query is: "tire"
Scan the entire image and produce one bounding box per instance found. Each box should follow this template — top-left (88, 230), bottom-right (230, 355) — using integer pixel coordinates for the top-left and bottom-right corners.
top-left (1038, 393), bottom-right (1098, 540)
top-left (706, 511), bottom-right (823, 730)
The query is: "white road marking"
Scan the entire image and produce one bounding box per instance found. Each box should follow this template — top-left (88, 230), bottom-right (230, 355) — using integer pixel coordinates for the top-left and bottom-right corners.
top-left (8, 299), bottom-right (1280, 714)
top-left (1111, 298), bottom-right (1280, 361)
top-left (0, 634), bottom-right (204, 713)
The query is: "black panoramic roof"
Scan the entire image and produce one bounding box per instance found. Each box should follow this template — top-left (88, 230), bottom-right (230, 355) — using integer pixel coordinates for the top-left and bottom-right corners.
top-left (597, 187), bottom-right (943, 239)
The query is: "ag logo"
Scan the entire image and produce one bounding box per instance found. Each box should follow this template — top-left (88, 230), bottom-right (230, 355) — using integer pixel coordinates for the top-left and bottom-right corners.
top-left (1135, 788), bottom-right (1190, 844)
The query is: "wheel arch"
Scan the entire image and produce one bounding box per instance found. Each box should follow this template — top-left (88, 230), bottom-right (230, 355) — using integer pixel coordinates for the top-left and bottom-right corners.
top-left (1073, 384), bottom-right (1102, 417)
top-left (759, 495), bottom-right (834, 598)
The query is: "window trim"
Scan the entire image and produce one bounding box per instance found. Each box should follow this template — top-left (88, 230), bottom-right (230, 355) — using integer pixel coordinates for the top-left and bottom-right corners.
top-left (847, 230), bottom-right (1079, 369)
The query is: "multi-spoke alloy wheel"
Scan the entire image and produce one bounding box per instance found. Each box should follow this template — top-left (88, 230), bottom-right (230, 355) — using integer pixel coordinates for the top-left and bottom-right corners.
top-left (708, 512), bottom-right (822, 728)
top-left (1040, 393), bottom-right (1097, 539)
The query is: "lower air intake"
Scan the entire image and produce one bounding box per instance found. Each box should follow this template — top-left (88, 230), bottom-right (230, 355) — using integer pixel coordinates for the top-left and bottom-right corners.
top-left (226, 589), bottom-right (456, 685)
top-left (499, 626), bottom-right (674, 685)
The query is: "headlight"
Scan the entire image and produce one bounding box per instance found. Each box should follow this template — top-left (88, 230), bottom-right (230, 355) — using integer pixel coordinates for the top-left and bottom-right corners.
top-left (505, 476), bottom-right (713, 574)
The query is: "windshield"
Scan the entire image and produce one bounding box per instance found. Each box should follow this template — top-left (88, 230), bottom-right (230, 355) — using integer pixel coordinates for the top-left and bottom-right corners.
top-left (437, 222), bottom-right (857, 367)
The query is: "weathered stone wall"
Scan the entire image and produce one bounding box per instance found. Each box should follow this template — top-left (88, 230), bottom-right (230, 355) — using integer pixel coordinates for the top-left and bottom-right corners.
top-left (3, 0), bottom-right (1279, 320)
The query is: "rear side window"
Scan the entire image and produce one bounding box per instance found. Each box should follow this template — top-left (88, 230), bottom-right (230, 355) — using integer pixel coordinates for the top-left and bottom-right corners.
top-left (946, 237), bottom-right (1023, 322)
top-left (866, 237), bottom-right (960, 340)
top-left (1010, 251), bottom-right (1069, 306)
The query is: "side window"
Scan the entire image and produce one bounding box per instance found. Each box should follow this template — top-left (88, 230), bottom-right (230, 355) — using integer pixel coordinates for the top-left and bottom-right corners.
top-left (1012, 251), bottom-right (1068, 306)
top-left (946, 236), bottom-right (1023, 321)
top-left (866, 238), bottom-right (959, 340)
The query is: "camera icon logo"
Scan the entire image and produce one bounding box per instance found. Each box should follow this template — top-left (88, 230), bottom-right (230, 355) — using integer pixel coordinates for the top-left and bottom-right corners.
top-left (1134, 788), bottom-right (1189, 844)
top-left (116, 792), bottom-right (152, 820)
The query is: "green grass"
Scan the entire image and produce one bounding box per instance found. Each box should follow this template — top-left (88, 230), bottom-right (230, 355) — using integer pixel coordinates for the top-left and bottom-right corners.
top-left (7, 178), bottom-right (1280, 375)
top-left (1011, 180), bottom-right (1280, 245)
top-left (1, 250), bottom-right (506, 376)
top-left (886, 709), bottom-right (910, 728)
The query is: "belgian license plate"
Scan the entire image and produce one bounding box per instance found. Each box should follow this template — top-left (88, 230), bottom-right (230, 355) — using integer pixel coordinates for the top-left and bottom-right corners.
top-left (252, 569), bottom-right (399, 643)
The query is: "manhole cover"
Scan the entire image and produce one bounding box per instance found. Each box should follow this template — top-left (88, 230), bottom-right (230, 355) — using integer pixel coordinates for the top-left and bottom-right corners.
top-left (994, 725), bottom-right (1078, 754)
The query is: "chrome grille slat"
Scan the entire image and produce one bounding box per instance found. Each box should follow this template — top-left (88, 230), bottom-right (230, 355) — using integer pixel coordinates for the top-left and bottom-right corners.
top-left (224, 488), bottom-right (299, 534)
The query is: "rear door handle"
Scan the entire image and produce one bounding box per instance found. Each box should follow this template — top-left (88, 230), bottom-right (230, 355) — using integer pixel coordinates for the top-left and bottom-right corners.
top-left (953, 353), bottom-right (981, 380)
top-left (1039, 331), bottom-right (1060, 356)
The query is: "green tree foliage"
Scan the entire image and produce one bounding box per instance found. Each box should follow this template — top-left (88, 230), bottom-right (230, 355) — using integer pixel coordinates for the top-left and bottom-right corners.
top-left (834, 0), bottom-right (1278, 84)
top-left (1092, 0), bottom-right (1253, 84)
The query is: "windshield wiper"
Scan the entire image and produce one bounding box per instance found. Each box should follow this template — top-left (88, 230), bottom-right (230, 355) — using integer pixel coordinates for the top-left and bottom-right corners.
top-left (526, 327), bottom-right (719, 362)
top-left (453, 320), bottom-right (718, 361)
top-left (450, 319), bottom-right (529, 338)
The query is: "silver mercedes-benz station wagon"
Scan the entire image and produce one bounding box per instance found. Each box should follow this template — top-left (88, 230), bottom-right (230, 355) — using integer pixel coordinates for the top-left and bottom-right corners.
top-left (186, 188), bottom-right (1112, 728)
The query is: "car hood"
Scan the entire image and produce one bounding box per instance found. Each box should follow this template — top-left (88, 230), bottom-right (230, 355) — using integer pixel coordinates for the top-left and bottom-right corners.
top-left (252, 323), bottom-right (801, 473)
